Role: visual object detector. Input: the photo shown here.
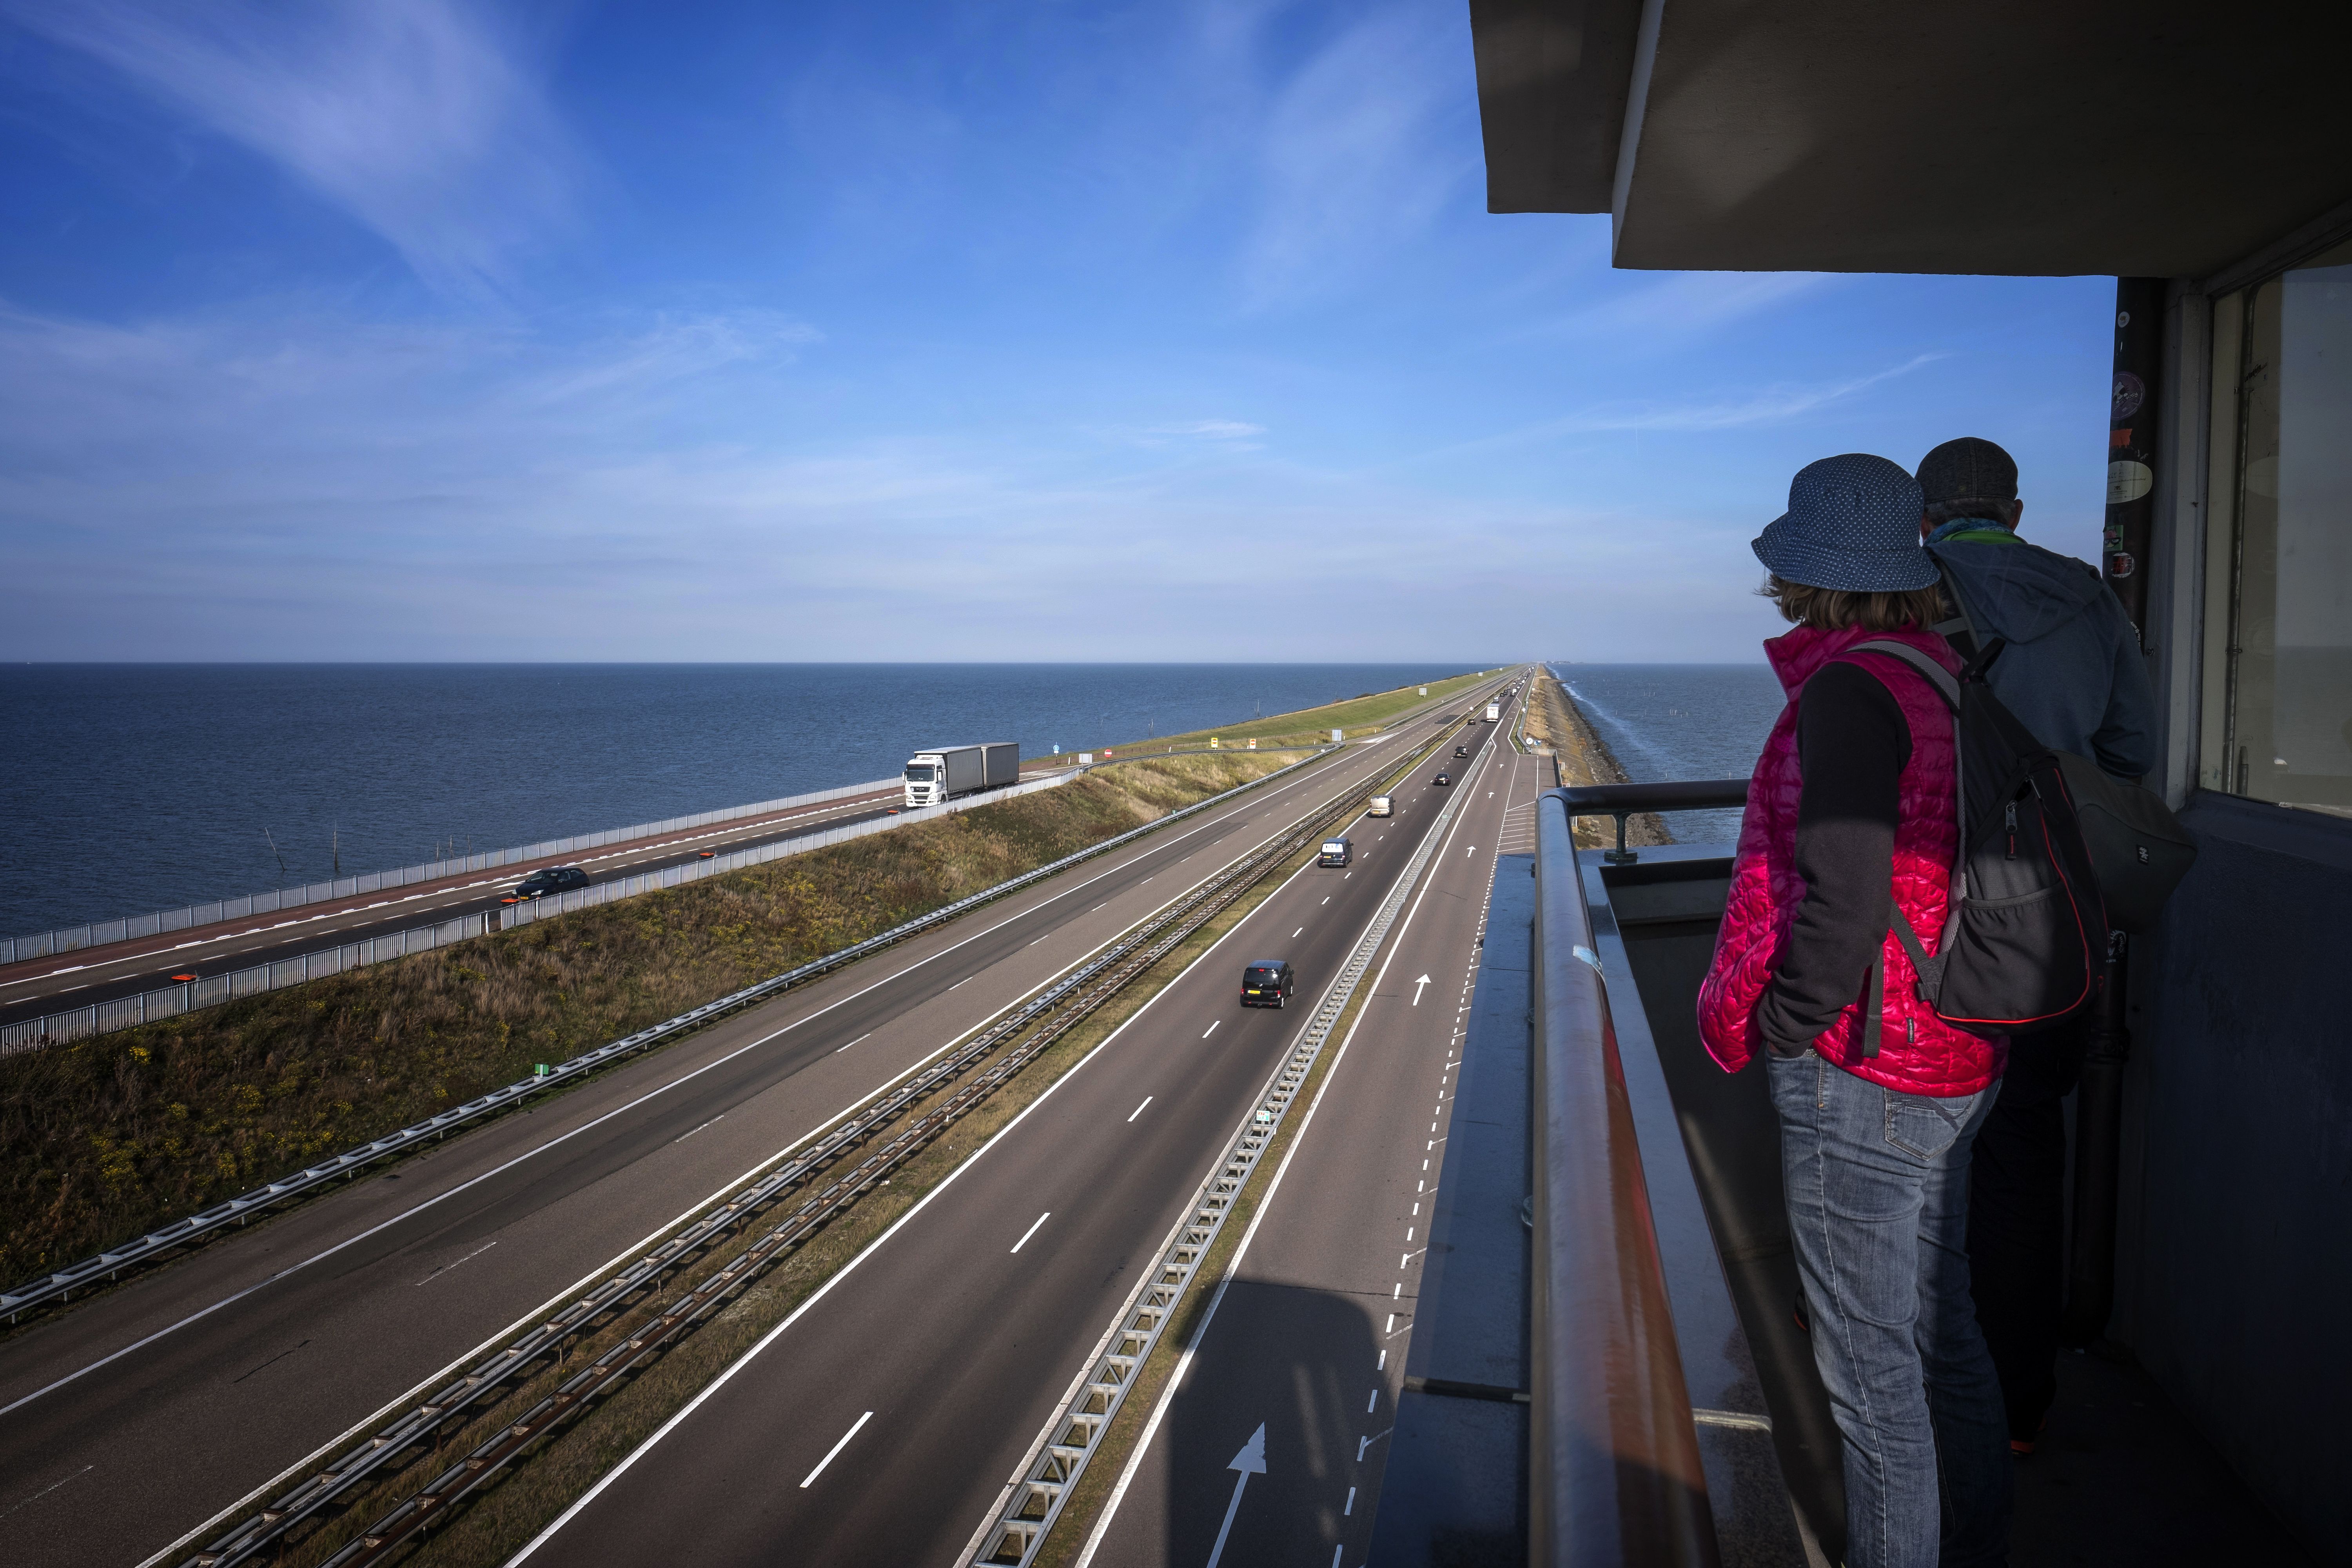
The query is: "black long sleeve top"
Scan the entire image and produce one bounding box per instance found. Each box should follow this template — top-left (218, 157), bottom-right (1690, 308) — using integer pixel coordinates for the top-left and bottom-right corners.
top-left (1755, 660), bottom-right (1911, 1056)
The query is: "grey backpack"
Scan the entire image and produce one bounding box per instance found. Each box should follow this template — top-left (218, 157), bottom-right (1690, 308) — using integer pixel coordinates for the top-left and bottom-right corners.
top-left (1931, 611), bottom-right (2197, 933)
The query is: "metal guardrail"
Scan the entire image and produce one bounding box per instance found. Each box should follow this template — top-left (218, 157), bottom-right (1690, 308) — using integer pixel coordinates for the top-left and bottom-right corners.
top-left (178, 735), bottom-right (1426, 1568)
top-left (1559, 779), bottom-right (1749, 863)
top-left (1, 777), bottom-right (906, 966)
top-left (0, 750), bottom-right (1345, 1322)
top-left (0, 771), bottom-right (1081, 1056)
top-left (1530, 788), bottom-right (1721, 1567)
top-left (962, 726), bottom-right (1474, 1568)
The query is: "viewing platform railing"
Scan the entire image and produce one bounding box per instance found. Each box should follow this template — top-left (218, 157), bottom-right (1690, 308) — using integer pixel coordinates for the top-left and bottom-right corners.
top-left (1531, 781), bottom-right (1745, 1567)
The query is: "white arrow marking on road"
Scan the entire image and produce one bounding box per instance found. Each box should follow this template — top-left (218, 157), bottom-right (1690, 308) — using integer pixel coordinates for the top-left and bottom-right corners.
top-left (1204, 1422), bottom-right (1268, 1568)
top-left (1411, 975), bottom-right (1431, 1007)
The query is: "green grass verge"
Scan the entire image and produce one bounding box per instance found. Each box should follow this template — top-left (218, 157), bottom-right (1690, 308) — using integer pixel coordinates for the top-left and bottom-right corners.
top-left (1100, 669), bottom-right (1499, 755)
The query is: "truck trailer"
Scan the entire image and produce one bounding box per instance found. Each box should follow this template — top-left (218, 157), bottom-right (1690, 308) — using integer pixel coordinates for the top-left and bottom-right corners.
top-left (1485, 702), bottom-right (1501, 723)
top-left (902, 742), bottom-right (1020, 808)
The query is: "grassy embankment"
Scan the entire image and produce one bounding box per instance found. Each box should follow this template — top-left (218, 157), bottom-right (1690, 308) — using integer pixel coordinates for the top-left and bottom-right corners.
top-left (1522, 666), bottom-right (1672, 850)
top-left (1094, 668), bottom-right (1499, 756)
top-left (0, 750), bottom-right (1299, 1292)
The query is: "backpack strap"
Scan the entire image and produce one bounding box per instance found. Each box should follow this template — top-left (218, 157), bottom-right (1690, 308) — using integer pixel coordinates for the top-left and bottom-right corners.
top-left (1849, 638), bottom-right (1961, 710)
top-left (1842, 639), bottom-right (1966, 1049)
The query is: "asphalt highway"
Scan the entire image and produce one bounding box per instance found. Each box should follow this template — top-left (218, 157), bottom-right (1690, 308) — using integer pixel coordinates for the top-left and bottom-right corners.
top-left (506, 680), bottom-right (1534, 1568)
top-left (0, 783), bottom-right (916, 1027)
top-left (0, 676), bottom-right (1512, 1568)
top-left (1079, 736), bottom-right (1551, 1568)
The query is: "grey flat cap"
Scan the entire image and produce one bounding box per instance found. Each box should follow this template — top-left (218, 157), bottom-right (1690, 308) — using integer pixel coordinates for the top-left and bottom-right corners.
top-left (1916, 436), bottom-right (2018, 503)
top-left (1752, 453), bottom-right (1938, 592)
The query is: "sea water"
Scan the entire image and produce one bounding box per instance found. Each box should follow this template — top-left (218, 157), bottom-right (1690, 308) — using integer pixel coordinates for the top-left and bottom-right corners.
top-left (0, 663), bottom-right (1474, 935)
top-left (1548, 663), bottom-right (1786, 844)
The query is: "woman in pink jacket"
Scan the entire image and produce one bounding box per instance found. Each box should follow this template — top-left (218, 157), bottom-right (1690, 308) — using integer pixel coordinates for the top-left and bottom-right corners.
top-left (1699, 454), bottom-right (2011, 1568)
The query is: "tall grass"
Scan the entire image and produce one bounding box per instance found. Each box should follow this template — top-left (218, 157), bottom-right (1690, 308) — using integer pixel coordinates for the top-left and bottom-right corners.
top-left (0, 752), bottom-right (1292, 1290)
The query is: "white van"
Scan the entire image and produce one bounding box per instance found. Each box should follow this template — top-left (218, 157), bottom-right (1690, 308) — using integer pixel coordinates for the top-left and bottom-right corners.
top-left (1367, 796), bottom-right (1393, 817)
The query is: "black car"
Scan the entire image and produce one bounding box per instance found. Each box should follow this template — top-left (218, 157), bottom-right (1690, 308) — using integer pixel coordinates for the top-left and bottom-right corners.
top-left (508, 865), bottom-right (590, 901)
top-left (1241, 960), bottom-right (1295, 1008)
top-left (1433, 772), bottom-right (1452, 786)
top-left (1453, 744), bottom-right (1470, 758)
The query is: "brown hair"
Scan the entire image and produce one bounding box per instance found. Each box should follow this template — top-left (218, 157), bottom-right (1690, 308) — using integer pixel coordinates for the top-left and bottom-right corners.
top-left (1762, 575), bottom-right (1949, 632)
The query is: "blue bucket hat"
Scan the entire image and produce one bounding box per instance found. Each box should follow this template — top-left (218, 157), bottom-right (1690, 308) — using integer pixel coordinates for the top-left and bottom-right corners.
top-left (1751, 453), bottom-right (1937, 592)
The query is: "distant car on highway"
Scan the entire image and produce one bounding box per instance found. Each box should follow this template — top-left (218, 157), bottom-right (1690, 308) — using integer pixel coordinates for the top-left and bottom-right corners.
top-left (1453, 744), bottom-right (1470, 758)
top-left (1319, 837), bottom-right (1352, 867)
top-left (506, 866), bottom-right (590, 902)
top-left (1433, 772), bottom-right (1452, 786)
top-left (1241, 960), bottom-right (1295, 1008)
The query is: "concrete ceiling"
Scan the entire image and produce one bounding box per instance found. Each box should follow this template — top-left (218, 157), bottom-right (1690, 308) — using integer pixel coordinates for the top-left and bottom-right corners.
top-left (1470, 0), bottom-right (2352, 278)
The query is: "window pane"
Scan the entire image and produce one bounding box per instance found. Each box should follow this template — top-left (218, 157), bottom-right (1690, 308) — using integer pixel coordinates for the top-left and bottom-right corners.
top-left (2215, 240), bottom-right (2352, 816)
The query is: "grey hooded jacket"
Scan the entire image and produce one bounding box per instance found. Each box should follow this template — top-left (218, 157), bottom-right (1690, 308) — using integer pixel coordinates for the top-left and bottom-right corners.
top-left (1927, 528), bottom-right (2158, 779)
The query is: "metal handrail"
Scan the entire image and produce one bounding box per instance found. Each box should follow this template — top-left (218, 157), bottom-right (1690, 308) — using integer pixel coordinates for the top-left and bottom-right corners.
top-left (1530, 789), bottom-right (1720, 1567)
top-left (1559, 779), bottom-right (1748, 864)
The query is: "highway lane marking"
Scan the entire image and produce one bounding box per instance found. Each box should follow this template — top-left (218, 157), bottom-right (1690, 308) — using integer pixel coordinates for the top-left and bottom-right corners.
top-left (1092, 903), bottom-right (1109, 912)
top-left (1202, 1020), bottom-right (1220, 1038)
top-left (1029, 934), bottom-right (1054, 946)
top-left (1357, 1427), bottom-right (1390, 1461)
top-left (948, 977), bottom-right (971, 990)
top-left (0, 1464), bottom-right (94, 1523)
top-left (512, 841), bottom-right (1349, 1568)
top-left (1291, 927), bottom-right (1304, 938)
top-left (1367, 1389), bottom-right (1379, 1413)
top-left (672, 1116), bottom-right (724, 1144)
top-left (1010, 1212), bottom-right (1053, 1253)
top-left (799, 1410), bottom-right (873, 1488)
top-left (414, 1241), bottom-right (499, 1286)
top-left (1127, 1097), bottom-right (1153, 1122)
top-left (835, 1033), bottom-right (872, 1053)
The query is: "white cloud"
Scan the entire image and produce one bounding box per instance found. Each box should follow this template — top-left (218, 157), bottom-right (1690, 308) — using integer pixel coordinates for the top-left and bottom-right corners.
top-left (1412, 355), bottom-right (1949, 467)
top-left (1238, 5), bottom-right (1474, 308)
top-left (1530, 272), bottom-right (1843, 343)
top-left (0, 299), bottom-right (1785, 662)
top-left (5, 0), bottom-right (577, 296)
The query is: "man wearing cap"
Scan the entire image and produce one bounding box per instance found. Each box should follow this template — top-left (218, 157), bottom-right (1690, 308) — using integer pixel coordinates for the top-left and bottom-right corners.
top-left (1916, 436), bottom-right (2156, 1460)
top-left (1917, 436), bottom-right (2156, 778)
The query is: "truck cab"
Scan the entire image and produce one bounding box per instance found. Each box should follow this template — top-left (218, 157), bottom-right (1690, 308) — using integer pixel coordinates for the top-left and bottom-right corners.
top-left (903, 757), bottom-right (947, 808)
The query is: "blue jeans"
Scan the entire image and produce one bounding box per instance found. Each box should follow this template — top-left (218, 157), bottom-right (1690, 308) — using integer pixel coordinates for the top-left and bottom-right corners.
top-left (1768, 1051), bottom-right (2011, 1568)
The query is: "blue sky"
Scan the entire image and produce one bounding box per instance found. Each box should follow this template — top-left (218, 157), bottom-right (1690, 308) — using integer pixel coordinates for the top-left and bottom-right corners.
top-left (0, 0), bottom-right (2114, 663)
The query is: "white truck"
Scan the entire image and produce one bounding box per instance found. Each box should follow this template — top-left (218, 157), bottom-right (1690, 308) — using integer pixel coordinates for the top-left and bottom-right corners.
top-left (1485, 701), bottom-right (1502, 723)
top-left (902, 742), bottom-right (1020, 808)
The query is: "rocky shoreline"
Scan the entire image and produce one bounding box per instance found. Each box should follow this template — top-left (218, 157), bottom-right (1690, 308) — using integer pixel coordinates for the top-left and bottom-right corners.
top-left (1521, 668), bottom-right (1673, 850)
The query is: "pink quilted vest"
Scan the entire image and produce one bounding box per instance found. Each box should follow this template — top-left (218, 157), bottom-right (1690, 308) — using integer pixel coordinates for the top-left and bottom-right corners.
top-left (1697, 623), bottom-right (2006, 1097)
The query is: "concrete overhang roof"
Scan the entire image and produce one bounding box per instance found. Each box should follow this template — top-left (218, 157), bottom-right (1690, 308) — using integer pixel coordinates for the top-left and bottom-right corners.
top-left (1469, 0), bottom-right (2352, 278)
